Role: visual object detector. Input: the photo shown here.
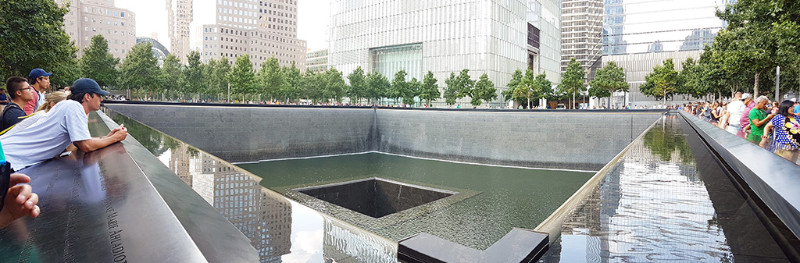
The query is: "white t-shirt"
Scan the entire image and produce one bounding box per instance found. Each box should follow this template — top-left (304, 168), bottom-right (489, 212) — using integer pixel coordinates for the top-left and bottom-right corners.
top-left (0, 100), bottom-right (91, 171)
top-left (727, 100), bottom-right (745, 125)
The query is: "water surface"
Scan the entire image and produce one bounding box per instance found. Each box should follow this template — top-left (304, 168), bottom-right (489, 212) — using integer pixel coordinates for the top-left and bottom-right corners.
top-left (238, 153), bottom-right (594, 249)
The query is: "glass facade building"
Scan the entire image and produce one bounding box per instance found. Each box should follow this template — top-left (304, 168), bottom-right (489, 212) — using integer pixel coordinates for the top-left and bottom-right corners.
top-left (329, 0), bottom-right (562, 106)
top-left (598, 0), bottom-right (728, 107)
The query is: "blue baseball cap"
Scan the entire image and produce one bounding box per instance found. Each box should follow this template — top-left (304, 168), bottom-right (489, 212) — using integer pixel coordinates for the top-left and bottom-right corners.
top-left (71, 78), bottom-right (110, 96)
top-left (28, 68), bottom-right (53, 79)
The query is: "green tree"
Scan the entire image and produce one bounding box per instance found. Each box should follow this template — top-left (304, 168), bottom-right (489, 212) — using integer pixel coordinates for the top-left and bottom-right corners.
top-left (774, 20), bottom-right (800, 96)
top-left (443, 73), bottom-right (459, 106)
top-left (559, 58), bottom-right (586, 109)
top-left (404, 77), bottom-right (422, 106)
top-left (229, 55), bottom-right (256, 100)
top-left (159, 54), bottom-right (182, 93)
top-left (283, 62), bottom-right (302, 103)
top-left (365, 72), bottom-right (389, 104)
top-left (213, 57), bottom-right (232, 98)
top-left (257, 57), bottom-right (286, 101)
top-left (471, 73), bottom-right (497, 106)
top-left (119, 43), bottom-right (160, 91)
top-left (80, 35), bottom-right (119, 88)
top-left (588, 61), bottom-right (628, 107)
top-left (347, 66), bottom-right (366, 104)
top-left (456, 69), bottom-right (475, 100)
top-left (0, 0), bottom-right (79, 87)
top-left (641, 58), bottom-right (679, 102)
top-left (716, 0), bottom-right (784, 96)
top-left (419, 71), bottom-right (440, 107)
top-left (182, 51), bottom-right (204, 94)
top-left (531, 73), bottom-right (553, 105)
top-left (323, 68), bottom-right (346, 103)
top-left (502, 69), bottom-right (524, 105)
top-left (677, 58), bottom-right (705, 98)
top-left (390, 70), bottom-right (408, 105)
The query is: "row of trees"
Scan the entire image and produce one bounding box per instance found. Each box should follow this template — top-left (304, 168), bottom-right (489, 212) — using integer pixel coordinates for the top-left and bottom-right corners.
top-left (114, 41), bottom-right (502, 106)
top-left (504, 58), bottom-right (629, 109)
top-left (640, 0), bottom-right (800, 101)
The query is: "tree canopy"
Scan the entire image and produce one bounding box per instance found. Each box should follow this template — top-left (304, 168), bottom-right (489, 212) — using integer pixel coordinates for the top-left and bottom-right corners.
top-left (0, 0), bottom-right (79, 87)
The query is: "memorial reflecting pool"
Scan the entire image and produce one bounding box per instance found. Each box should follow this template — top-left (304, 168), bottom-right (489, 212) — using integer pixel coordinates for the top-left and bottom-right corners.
top-left (104, 107), bottom-right (795, 262)
top-left (238, 153), bottom-right (593, 249)
top-left (539, 116), bottom-right (792, 262)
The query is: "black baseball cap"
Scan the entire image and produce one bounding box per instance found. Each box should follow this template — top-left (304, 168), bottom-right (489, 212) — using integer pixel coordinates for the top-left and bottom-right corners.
top-left (71, 78), bottom-right (110, 96)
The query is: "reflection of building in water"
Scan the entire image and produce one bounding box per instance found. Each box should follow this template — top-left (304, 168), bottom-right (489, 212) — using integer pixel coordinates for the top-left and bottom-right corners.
top-left (202, 156), bottom-right (292, 261)
top-left (323, 218), bottom-right (396, 262)
top-left (551, 122), bottom-right (727, 262)
top-left (168, 144), bottom-right (193, 186)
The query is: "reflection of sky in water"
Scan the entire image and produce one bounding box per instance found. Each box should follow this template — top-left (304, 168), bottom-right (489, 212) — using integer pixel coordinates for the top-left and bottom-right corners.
top-left (541, 116), bottom-right (790, 262)
top-left (282, 201), bottom-right (324, 263)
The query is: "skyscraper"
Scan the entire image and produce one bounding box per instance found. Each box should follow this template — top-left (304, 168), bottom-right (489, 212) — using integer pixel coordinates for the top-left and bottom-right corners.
top-left (201, 0), bottom-right (306, 71)
top-left (560, 0), bottom-right (603, 76)
top-left (58, 0), bottom-right (136, 59)
top-left (167, 0), bottom-right (193, 64)
top-left (329, 0), bottom-right (562, 107)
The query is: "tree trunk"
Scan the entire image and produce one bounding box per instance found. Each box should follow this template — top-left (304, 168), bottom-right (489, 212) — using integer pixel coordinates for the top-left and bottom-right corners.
top-left (572, 92), bottom-right (576, 109)
top-left (754, 71), bottom-right (760, 96)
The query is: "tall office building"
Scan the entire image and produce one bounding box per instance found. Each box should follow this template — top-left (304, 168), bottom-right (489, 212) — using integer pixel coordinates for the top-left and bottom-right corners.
top-left (58, 0), bottom-right (136, 59)
top-left (600, 0), bottom-right (727, 107)
top-left (201, 0), bottom-right (306, 71)
top-left (167, 0), bottom-right (193, 64)
top-left (560, 0), bottom-right (603, 77)
top-left (329, 0), bottom-right (562, 107)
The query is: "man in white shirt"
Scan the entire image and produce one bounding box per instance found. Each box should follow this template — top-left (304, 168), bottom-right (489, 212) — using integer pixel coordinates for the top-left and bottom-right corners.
top-left (726, 92), bottom-right (747, 134)
top-left (0, 78), bottom-right (128, 171)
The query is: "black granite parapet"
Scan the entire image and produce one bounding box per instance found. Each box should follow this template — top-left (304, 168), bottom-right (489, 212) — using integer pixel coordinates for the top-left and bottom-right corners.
top-left (398, 228), bottom-right (548, 263)
top-left (0, 111), bottom-right (257, 262)
top-left (681, 112), bottom-right (800, 261)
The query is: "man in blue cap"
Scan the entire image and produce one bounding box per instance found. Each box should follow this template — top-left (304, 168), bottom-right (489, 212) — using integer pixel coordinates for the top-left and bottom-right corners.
top-left (25, 68), bottom-right (51, 115)
top-left (0, 78), bottom-right (127, 171)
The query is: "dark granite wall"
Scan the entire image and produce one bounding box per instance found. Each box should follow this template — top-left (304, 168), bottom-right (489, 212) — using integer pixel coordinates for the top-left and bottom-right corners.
top-left (106, 103), bottom-right (662, 170)
top-left (375, 110), bottom-right (661, 170)
top-left (106, 104), bottom-right (377, 163)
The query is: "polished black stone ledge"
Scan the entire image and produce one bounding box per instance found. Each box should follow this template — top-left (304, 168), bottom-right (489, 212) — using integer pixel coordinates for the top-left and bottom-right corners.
top-left (398, 228), bottom-right (548, 263)
top-left (0, 111), bottom-right (258, 262)
top-left (680, 112), bottom-right (800, 260)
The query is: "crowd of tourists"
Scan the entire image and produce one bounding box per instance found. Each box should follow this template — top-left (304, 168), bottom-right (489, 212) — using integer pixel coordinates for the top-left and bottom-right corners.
top-left (0, 69), bottom-right (128, 228)
top-left (680, 92), bottom-right (800, 164)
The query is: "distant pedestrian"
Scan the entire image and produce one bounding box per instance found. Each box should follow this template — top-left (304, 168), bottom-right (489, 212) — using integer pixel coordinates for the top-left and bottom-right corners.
top-left (1, 77), bottom-right (33, 132)
top-left (747, 96), bottom-right (776, 143)
top-left (762, 100), bottom-right (800, 162)
top-left (24, 68), bottom-right (51, 115)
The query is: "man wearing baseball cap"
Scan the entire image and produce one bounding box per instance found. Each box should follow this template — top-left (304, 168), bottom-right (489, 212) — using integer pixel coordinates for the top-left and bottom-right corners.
top-left (0, 78), bottom-right (127, 171)
top-left (25, 68), bottom-right (51, 115)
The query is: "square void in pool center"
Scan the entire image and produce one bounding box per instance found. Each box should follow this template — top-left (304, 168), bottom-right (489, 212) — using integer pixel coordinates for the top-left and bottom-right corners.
top-left (295, 177), bottom-right (455, 218)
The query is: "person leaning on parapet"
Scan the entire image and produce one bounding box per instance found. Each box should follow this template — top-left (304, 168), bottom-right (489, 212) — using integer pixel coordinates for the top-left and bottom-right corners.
top-left (0, 78), bottom-right (128, 172)
top-left (24, 68), bottom-right (51, 115)
top-left (725, 92), bottom-right (746, 134)
top-left (0, 77), bottom-right (33, 132)
top-left (1, 91), bottom-right (70, 136)
top-left (747, 96), bottom-right (776, 144)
